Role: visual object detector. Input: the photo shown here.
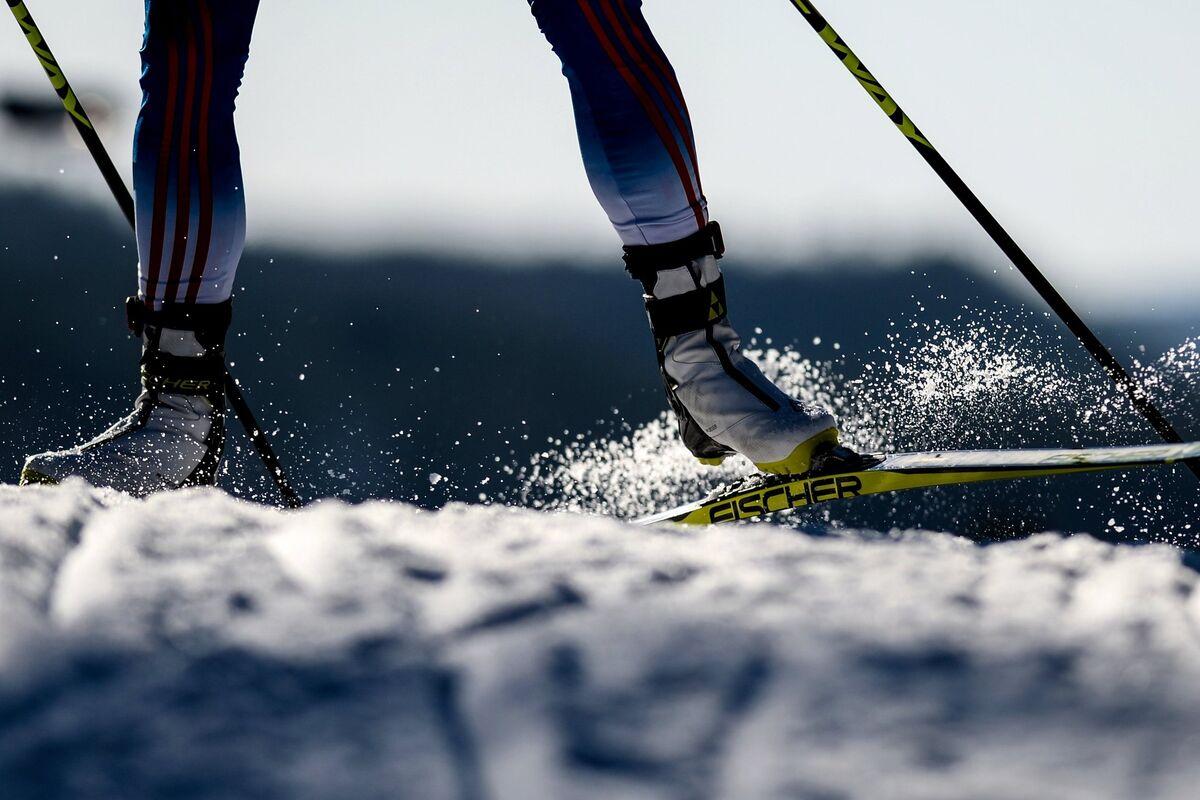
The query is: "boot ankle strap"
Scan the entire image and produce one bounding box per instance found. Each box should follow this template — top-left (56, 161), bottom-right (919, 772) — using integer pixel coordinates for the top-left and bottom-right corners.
top-left (126, 297), bottom-right (233, 344)
top-left (645, 277), bottom-right (728, 338)
top-left (622, 222), bottom-right (725, 288)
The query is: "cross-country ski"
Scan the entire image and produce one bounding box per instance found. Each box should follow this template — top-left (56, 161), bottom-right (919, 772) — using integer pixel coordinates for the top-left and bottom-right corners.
top-left (638, 442), bottom-right (1200, 525)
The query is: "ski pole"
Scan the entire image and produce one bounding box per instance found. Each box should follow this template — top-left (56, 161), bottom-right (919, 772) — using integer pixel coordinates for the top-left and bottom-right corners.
top-left (6, 0), bottom-right (304, 507)
top-left (6, 0), bottom-right (134, 227)
top-left (784, 0), bottom-right (1200, 483)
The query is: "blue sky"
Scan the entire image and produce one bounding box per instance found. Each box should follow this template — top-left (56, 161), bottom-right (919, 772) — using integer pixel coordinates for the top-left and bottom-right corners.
top-left (2, 0), bottom-right (1197, 311)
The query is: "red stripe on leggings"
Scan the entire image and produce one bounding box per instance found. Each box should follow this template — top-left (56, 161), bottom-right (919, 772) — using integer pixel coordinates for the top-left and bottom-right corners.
top-left (144, 42), bottom-right (180, 307)
top-left (185, 1), bottom-right (215, 304)
top-left (613, 0), bottom-right (703, 197)
top-left (577, 0), bottom-right (706, 232)
top-left (163, 18), bottom-right (198, 304)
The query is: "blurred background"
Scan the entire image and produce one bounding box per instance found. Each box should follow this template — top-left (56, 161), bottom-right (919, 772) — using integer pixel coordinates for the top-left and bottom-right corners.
top-left (1, 0), bottom-right (1196, 534)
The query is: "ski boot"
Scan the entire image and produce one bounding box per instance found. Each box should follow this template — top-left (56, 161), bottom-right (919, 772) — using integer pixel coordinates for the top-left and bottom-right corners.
top-left (20, 298), bottom-right (231, 495)
top-left (625, 222), bottom-right (838, 475)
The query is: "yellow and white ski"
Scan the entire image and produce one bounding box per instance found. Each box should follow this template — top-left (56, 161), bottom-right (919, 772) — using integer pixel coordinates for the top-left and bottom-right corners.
top-left (636, 442), bottom-right (1200, 526)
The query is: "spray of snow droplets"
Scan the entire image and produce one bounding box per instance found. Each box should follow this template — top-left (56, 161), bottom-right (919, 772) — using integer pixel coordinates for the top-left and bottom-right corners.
top-left (517, 304), bottom-right (1198, 541)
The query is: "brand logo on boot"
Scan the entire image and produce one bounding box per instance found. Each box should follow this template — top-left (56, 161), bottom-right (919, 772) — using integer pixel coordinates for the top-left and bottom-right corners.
top-left (160, 378), bottom-right (214, 393)
top-left (708, 291), bottom-right (725, 322)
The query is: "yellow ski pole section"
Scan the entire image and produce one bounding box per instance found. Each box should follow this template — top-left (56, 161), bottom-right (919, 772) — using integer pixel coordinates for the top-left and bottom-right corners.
top-left (637, 443), bottom-right (1200, 526)
top-left (6, 0), bottom-right (91, 128)
top-left (5, 0), bottom-right (134, 226)
top-left (787, 0), bottom-right (930, 148)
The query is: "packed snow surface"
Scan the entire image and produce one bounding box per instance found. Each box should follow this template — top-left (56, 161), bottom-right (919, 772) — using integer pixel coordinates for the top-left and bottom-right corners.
top-left (4, 481), bottom-right (1200, 799)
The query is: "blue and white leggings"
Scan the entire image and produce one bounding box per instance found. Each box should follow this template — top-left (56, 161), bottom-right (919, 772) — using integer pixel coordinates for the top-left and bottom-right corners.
top-left (528, 0), bottom-right (709, 247)
top-left (134, 0), bottom-right (707, 305)
top-left (135, 0), bottom-right (258, 307)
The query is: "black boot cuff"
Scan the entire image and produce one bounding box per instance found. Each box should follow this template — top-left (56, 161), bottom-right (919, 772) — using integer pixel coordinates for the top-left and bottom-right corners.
top-left (126, 297), bottom-right (233, 340)
top-left (622, 221), bottom-right (725, 285)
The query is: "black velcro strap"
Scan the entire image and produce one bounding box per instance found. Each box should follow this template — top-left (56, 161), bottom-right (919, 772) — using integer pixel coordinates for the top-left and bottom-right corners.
top-left (126, 296), bottom-right (149, 337)
top-left (141, 351), bottom-right (226, 397)
top-left (126, 296), bottom-right (233, 344)
top-left (645, 276), bottom-right (728, 338)
top-left (623, 221), bottom-right (725, 284)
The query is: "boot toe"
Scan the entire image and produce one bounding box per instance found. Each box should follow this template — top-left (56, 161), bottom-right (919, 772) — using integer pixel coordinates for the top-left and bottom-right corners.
top-left (753, 427), bottom-right (840, 476)
top-left (19, 448), bottom-right (82, 486)
top-left (18, 463), bottom-right (60, 486)
top-left (21, 448), bottom-right (110, 489)
top-left (720, 408), bottom-right (839, 474)
top-left (18, 435), bottom-right (201, 496)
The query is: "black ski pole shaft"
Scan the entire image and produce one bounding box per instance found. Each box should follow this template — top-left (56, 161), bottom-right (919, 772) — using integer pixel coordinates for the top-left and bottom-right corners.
top-left (225, 373), bottom-right (303, 508)
top-left (785, 0), bottom-right (1200, 482)
top-left (7, 0), bottom-right (304, 507)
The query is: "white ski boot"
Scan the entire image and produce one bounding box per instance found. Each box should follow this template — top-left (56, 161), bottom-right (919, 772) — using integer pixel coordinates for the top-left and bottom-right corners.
top-left (625, 223), bottom-right (838, 475)
top-left (20, 298), bottom-right (231, 495)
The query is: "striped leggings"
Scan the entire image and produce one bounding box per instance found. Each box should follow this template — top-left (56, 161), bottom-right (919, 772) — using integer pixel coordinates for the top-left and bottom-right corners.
top-left (529, 0), bottom-right (708, 247)
top-left (134, 0), bottom-right (706, 305)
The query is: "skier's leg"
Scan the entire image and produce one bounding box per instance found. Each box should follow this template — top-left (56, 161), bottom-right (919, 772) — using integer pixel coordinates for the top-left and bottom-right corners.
top-left (20, 0), bottom-right (259, 492)
top-left (530, 0), bottom-right (838, 474)
top-left (528, 0), bottom-right (706, 246)
top-left (135, 0), bottom-right (259, 306)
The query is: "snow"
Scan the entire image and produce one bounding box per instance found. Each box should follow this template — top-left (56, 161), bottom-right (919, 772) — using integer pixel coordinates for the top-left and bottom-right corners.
top-left (5, 480), bottom-right (1200, 799)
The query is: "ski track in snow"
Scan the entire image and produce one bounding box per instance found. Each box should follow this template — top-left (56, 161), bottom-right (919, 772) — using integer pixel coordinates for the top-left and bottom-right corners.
top-left (4, 481), bottom-right (1200, 799)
